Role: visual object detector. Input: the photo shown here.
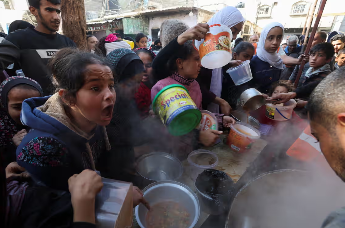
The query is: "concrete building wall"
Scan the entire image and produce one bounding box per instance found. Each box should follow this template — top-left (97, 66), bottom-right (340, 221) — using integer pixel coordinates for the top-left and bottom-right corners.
top-left (148, 11), bottom-right (198, 37)
top-left (123, 17), bottom-right (150, 35)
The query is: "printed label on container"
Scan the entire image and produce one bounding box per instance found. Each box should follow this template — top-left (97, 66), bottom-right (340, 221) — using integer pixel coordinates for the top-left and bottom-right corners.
top-left (199, 31), bottom-right (231, 59)
top-left (266, 106), bottom-right (275, 119)
top-left (155, 87), bottom-right (197, 125)
top-left (199, 113), bottom-right (217, 131)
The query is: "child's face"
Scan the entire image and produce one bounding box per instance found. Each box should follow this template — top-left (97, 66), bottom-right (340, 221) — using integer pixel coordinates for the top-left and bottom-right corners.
top-left (332, 40), bottom-right (345, 54)
top-left (138, 52), bottom-right (153, 83)
top-left (309, 51), bottom-right (330, 68)
top-left (264, 27), bottom-right (283, 53)
top-left (273, 86), bottom-right (288, 95)
top-left (74, 64), bottom-right (116, 126)
top-left (8, 87), bottom-right (41, 125)
top-left (177, 49), bottom-right (201, 80)
top-left (233, 48), bottom-right (255, 62)
top-left (137, 37), bottom-right (148, 48)
top-left (337, 53), bottom-right (345, 67)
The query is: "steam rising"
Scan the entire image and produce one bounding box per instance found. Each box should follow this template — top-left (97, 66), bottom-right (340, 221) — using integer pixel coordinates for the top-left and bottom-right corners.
top-left (228, 164), bottom-right (345, 228)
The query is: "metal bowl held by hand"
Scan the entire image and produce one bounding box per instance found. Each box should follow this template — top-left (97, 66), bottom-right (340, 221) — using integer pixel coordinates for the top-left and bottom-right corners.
top-left (135, 181), bottom-right (200, 228)
top-left (136, 152), bottom-right (183, 181)
top-left (239, 88), bottom-right (265, 112)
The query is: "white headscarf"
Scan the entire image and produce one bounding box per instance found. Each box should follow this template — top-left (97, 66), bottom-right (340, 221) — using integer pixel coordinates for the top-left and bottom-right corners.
top-left (207, 6), bottom-right (245, 113)
top-left (105, 41), bottom-right (131, 56)
top-left (256, 22), bottom-right (284, 69)
top-left (208, 6), bottom-right (245, 27)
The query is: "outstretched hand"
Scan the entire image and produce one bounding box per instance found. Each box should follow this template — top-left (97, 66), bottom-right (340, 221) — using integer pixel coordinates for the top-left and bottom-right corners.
top-left (177, 23), bottom-right (210, 45)
top-left (266, 92), bottom-right (297, 104)
top-left (223, 116), bottom-right (236, 128)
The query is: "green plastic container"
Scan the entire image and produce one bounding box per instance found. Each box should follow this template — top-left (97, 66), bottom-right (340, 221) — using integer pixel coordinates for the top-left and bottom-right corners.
top-left (152, 84), bottom-right (201, 136)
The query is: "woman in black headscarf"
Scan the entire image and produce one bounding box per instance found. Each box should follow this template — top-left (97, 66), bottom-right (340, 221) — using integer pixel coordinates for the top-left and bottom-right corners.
top-left (99, 49), bottom-right (147, 185)
top-left (0, 76), bottom-right (43, 166)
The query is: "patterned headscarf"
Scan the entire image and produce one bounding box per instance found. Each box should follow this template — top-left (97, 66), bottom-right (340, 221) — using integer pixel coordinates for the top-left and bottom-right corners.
top-left (107, 48), bottom-right (144, 82)
top-left (0, 76), bottom-right (43, 111)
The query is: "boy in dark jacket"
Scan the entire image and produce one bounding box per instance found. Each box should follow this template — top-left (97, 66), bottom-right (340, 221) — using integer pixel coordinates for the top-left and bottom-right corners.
top-left (269, 43), bottom-right (334, 104)
top-left (297, 43), bottom-right (334, 98)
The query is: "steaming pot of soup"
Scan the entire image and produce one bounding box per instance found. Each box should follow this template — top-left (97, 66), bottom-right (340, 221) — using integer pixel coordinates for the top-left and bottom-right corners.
top-left (226, 169), bottom-right (345, 228)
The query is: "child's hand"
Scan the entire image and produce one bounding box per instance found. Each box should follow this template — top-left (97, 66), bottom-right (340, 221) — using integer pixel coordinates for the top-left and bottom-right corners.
top-left (12, 129), bottom-right (27, 147)
top-left (5, 162), bottom-right (30, 179)
top-left (133, 186), bottom-right (150, 210)
top-left (223, 116), bottom-right (236, 128)
top-left (228, 60), bottom-right (243, 68)
top-left (199, 129), bottom-right (223, 147)
top-left (68, 170), bottom-right (103, 203)
top-left (68, 170), bottom-right (103, 224)
top-left (214, 97), bottom-right (231, 115)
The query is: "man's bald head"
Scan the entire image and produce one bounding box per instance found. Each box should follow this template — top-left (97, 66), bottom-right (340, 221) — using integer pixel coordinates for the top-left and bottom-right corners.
top-left (249, 34), bottom-right (259, 44)
top-left (308, 68), bottom-right (345, 130)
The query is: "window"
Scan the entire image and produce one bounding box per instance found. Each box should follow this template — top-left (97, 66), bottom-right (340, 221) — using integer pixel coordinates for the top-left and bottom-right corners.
top-left (291, 1), bottom-right (309, 15)
top-left (151, 28), bottom-right (160, 41)
top-left (236, 2), bottom-right (245, 8)
top-left (244, 25), bottom-right (250, 34)
top-left (4, 0), bottom-right (12, 9)
top-left (258, 5), bottom-right (271, 17)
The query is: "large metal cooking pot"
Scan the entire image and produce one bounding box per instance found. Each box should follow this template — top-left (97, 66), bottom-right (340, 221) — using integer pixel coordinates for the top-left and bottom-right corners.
top-left (135, 181), bottom-right (200, 228)
top-left (239, 88), bottom-right (265, 112)
top-left (226, 169), bottom-right (345, 228)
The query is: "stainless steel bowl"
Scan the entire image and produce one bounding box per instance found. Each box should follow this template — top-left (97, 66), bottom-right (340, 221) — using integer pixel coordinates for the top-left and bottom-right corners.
top-left (239, 88), bottom-right (265, 111)
top-left (136, 152), bottom-right (183, 181)
top-left (135, 181), bottom-right (200, 228)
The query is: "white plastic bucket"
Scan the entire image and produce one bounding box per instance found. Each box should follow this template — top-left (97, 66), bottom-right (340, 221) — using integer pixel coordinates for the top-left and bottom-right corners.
top-left (195, 24), bottom-right (233, 69)
top-left (226, 60), bottom-right (253, 85)
top-left (266, 99), bottom-right (297, 121)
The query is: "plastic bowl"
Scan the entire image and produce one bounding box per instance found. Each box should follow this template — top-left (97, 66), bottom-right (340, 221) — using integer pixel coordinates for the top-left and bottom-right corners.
top-left (226, 60), bottom-right (253, 85)
top-left (187, 149), bottom-right (219, 181)
top-left (227, 122), bottom-right (261, 153)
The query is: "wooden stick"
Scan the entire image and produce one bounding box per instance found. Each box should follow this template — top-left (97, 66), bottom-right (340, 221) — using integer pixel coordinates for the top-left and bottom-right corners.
top-left (294, 0), bottom-right (328, 88)
top-left (303, 0), bottom-right (319, 46)
top-left (300, 4), bottom-right (312, 45)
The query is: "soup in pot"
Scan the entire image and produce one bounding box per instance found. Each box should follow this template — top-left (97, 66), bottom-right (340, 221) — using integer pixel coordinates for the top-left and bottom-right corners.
top-left (146, 201), bottom-right (190, 228)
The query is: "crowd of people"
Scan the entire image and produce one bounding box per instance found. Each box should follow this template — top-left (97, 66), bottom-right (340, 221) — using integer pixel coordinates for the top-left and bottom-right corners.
top-left (0, 0), bottom-right (345, 227)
